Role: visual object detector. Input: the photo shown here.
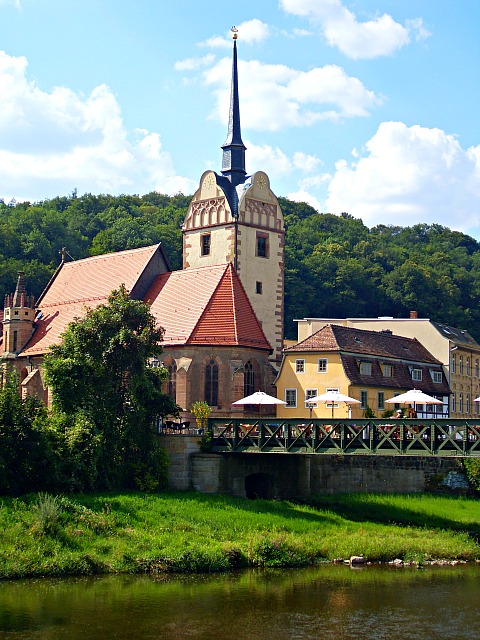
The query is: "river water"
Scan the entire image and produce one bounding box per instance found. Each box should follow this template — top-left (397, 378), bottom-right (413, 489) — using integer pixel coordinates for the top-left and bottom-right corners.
top-left (0, 564), bottom-right (479, 639)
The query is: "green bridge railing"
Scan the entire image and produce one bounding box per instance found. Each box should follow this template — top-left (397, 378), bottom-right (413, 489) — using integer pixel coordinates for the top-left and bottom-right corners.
top-left (208, 418), bottom-right (480, 456)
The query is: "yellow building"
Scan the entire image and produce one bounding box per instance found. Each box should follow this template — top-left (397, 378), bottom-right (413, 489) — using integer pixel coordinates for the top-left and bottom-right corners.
top-left (276, 324), bottom-right (450, 420)
top-left (296, 315), bottom-right (480, 419)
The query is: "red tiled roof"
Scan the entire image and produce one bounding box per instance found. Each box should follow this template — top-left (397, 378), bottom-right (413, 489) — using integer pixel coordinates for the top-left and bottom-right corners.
top-left (22, 245), bottom-right (163, 356)
top-left (145, 263), bottom-right (271, 350)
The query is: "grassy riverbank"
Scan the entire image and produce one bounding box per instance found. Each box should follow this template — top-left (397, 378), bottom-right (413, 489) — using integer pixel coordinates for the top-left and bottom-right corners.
top-left (0, 491), bottom-right (479, 579)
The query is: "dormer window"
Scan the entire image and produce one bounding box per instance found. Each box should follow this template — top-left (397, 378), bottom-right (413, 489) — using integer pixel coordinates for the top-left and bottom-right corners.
top-left (359, 361), bottom-right (372, 375)
top-left (383, 364), bottom-right (394, 377)
top-left (412, 369), bottom-right (422, 382)
top-left (431, 370), bottom-right (442, 383)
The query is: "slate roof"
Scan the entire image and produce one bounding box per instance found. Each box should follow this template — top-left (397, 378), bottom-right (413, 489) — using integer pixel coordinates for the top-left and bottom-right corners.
top-left (431, 321), bottom-right (480, 347)
top-left (287, 324), bottom-right (450, 395)
top-left (145, 262), bottom-right (271, 350)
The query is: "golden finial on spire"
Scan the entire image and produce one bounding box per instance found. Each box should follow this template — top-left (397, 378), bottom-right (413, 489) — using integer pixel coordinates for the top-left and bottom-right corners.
top-left (231, 26), bottom-right (238, 40)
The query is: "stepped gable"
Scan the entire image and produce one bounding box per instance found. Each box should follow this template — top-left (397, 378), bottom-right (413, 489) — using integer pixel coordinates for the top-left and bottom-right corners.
top-left (21, 244), bottom-right (163, 356)
top-left (144, 263), bottom-right (271, 350)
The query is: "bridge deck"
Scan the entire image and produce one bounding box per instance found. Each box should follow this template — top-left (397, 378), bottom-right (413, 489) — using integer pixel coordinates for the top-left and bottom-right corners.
top-left (208, 418), bottom-right (480, 456)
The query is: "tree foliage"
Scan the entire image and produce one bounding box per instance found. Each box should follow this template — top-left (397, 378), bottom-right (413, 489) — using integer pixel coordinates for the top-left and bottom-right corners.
top-left (2, 192), bottom-right (480, 341)
top-left (43, 286), bottom-right (177, 491)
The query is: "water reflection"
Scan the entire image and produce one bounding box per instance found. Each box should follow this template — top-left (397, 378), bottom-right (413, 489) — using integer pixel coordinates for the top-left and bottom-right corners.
top-left (0, 565), bottom-right (479, 639)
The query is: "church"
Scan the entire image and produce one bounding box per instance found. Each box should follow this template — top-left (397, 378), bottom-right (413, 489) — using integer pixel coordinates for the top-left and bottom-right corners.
top-left (2, 32), bottom-right (285, 419)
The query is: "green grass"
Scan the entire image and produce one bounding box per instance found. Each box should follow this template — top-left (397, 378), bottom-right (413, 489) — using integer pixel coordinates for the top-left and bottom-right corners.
top-left (0, 491), bottom-right (478, 579)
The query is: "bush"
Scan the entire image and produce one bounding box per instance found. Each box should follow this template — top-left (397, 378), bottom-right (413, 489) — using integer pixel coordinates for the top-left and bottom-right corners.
top-left (462, 458), bottom-right (480, 492)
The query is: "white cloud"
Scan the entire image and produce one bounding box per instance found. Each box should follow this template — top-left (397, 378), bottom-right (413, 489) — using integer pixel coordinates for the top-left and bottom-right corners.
top-left (174, 54), bottom-right (215, 71)
top-left (200, 19), bottom-right (271, 49)
top-left (204, 58), bottom-right (381, 131)
top-left (0, 50), bottom-right (195, 202)
top-left (325, 122), bottom-right (480, 233)
top-left (0, 0), bottom-right (21, 8)
top-left (280, 0), bottom-right (430, 59)
top-left (246, 141), bottom-right (292, 176)
top-left (287, 189), bottom-right (322, 212)
top-left (293, 151), bottom-right (322, 173)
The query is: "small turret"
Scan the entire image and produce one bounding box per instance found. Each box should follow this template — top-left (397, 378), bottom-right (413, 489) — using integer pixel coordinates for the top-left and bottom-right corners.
top-left (3, 272), bottom-right (36, 356)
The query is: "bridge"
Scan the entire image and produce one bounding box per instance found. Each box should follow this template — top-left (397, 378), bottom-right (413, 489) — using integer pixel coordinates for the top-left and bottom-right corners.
top-left (208, 418), bottom-right (480, 456)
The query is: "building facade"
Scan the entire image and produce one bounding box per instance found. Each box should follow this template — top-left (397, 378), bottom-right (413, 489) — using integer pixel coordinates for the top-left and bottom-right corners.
top-left (276, 324), bottom-right (450, 420)
top-left (295, 314), bottom-right (480, 419)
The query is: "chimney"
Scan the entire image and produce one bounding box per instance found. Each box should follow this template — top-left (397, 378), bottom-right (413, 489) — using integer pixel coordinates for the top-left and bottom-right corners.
top-left (410, 311), bottom-right (418, 319)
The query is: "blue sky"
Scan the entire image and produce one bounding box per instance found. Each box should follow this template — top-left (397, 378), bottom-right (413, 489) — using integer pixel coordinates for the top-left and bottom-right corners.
top-left (0, 0), bottom-right (479, 237)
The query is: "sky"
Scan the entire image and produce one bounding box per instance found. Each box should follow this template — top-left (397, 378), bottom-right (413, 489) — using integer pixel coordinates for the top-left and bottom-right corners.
top-left (0, 0), bottom-right (479, 237)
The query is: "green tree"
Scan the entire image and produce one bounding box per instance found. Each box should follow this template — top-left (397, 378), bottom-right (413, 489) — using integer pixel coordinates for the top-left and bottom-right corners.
top-left (43, 286), bottom-right (177, 491)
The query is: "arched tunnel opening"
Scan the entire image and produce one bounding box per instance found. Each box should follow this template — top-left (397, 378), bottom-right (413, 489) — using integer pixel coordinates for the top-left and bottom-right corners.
top-left (245, 472), bottom-right (276, 499)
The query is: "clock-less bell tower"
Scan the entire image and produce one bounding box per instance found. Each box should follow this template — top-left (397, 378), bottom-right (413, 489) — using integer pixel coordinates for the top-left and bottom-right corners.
top-left (182, 29), bottom-right (285, 365)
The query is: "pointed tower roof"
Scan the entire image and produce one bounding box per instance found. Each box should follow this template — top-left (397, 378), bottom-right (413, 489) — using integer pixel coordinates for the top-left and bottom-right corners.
top-left (12, 271), bottom-right (26, 306)
top-left (218, 27), bottom-right (247, 218)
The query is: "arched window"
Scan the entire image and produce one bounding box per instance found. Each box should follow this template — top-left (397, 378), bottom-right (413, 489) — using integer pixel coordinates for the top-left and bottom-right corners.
top-left (466, 357), bottom-right (471, 376)
top-left (452, 354), bottom-right (456, 373)
top-left (167, 362), bottom-right (177, 400)
top-left (205, 359), bottom-right (219, 406)
top-left (244, 361), bottom-right (255, 397)
top-left (476, 359), bottom-right (479, 377)
top-left (459, 355), bottom-right (463, 374)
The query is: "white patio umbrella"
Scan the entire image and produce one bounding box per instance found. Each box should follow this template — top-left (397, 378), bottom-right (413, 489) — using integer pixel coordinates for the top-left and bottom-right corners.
top-left (232, 391), bottom-right (286, 416)
top-left (305, 391), bottom-right (360, 418)
top-left (474, 397), bottom-right (480, 402)
top-left (385, 389), bottom-right (443, 412)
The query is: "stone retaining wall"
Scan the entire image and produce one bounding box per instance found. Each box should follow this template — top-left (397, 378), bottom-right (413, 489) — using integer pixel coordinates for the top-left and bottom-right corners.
top-left (159, 436), bottom-right (465, 497)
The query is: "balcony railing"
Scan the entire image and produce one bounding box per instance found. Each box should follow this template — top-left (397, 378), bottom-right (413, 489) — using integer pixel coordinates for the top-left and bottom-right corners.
top-left (208, 418), bottom-right (480, 456)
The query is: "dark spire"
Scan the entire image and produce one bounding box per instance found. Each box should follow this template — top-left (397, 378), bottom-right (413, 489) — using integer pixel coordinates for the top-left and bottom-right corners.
top-left (221, 27), bottom-right (246, 189)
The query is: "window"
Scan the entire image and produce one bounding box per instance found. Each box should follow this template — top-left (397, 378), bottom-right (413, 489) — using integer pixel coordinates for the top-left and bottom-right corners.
top-left (452, 354), bottom-right (456, 373)
top-left (244, 361), bottom-right (255, 397)
top-left (256, 232), bottom-right (269, 258)
top-left (295, 359), bottom-right (305, 374)
top-left (452, 393), bottom-right (456, 413)
top-left (255, 281), bottom-right (263, 294)
top-left (431, 371), bottom-right (442, 384)
top-left (13, 330), bottom-right (17, 352)
top-left (377, 392), bottom-right (385, 410)
top-left (201, 234), bottom-right (211, 256)
top-left (167, 362), bottom-right (177, 400)
top-left (205, 359), bottom-right (219, 406)
top-left (360, 390), bottom-right (368, 409)
top-left (467, 357), bottom-right (471, 376)
top-left (412, 369), bottom-right (422, 382)
top-left (466, 394), bottom-right (471, 414)
top-left (459, 392), bottom-right (463, 413)
top-left (318, 358), bottom-right (328, 373)
top-left (383, 364), bottom-right (394, 377)
top-left (459, 355), bottom-right (463, 374)
top-left (476, 359), bottom-right (479, 377)
top-left (305, 389), bottom-right (318, 408)
top-left (359, 361), bottom-right (372, 375)
top-left (285, 388), bottom-right (297, 408)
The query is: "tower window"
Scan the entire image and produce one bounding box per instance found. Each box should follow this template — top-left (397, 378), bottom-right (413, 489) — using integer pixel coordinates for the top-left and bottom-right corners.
top-left (244, 361), bottom-right (255, 397)
top-left (256, 281), bottom-right (262, 294)
top-left (256, 232), bottom-right (269, 258)
top-left (201, 234), bottom-right (211, 256)
top-left (13, 330), bottom-right (18, 352)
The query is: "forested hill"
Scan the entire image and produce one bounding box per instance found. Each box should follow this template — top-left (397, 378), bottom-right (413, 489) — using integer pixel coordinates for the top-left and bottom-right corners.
top-left (1, 193), bottom-right (479, 341)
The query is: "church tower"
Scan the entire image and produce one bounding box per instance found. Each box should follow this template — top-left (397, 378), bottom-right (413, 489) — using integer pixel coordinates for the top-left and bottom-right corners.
top-left (182, 28), bottom-right (285, 364)
top-left (3, 272), bottom-right (36, 357)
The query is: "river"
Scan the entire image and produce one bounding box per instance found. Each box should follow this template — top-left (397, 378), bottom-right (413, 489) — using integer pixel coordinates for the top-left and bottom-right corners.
top-left (0, 564), bottom-right (479, 639)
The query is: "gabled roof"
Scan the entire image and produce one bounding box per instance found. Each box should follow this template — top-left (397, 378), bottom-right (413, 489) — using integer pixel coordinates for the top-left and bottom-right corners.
top-left (22, 244), bottom-right (167, 356)
top-left (287, 324), bottom-right (441, 363)
top-left (145, 263), bottom-right (271, 350)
